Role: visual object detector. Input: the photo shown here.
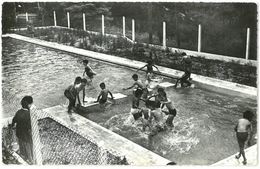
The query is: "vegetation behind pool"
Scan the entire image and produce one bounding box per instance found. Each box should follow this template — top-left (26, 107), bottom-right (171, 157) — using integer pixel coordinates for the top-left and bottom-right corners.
top-left (14, 27), bottom-right (257, 87)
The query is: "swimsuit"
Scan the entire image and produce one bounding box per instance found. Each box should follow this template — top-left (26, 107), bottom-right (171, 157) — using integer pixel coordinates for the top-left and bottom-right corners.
top-left (85, 66), bottom-right (94, 78)
top-left (99, 98), bottom-right (107, 104)
top-left (168, 108), bottom-right (177, 117)
top-left (236, 132), bottom-right (248, 146)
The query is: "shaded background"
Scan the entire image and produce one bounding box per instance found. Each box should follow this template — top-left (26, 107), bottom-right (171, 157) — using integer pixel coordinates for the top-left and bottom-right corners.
top-left (2, 2), bottom-right (257, 59)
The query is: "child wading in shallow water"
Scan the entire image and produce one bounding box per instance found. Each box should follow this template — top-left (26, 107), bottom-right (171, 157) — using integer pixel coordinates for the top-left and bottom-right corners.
top-left (137, 60), bottom-right (160, 74)
top-left (234, 110), bottom-right (254, 165)
top-left (83, 59), bottom-right (96, 82)
top-left (123, 74), bottom-right (148, 106)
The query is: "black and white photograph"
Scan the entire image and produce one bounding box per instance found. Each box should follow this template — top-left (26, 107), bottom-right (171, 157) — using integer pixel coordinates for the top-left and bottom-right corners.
top-left (1, 0), bottom-right (258, 166)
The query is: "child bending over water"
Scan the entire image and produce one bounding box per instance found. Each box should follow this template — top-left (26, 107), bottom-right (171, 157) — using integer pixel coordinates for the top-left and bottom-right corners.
top-left (64, 77), bottom-right (82, 114)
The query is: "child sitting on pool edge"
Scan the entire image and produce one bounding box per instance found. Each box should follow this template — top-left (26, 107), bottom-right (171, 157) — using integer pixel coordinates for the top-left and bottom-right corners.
top-left (96, 82), bottom-right (114, 109)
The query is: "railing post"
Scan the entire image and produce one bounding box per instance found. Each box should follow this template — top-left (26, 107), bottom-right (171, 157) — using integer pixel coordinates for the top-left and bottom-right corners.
top-left (67, 12), bottom-right (70, 28)
top-left (102, 14), bottom-right (105, 36)
top-left (30, 105), bottom-right (43, 165)
top-left (83, 13), bottom-right (86, 31)
top-left (198, 24), bottom-right (201, 52)
top-left (132, 19), bottom-right (135, 42)
top-left (123, 16), bottom-right (126, 37)
top-left (245, 28), bottom-right (250, 60)
top-left (163, 21), bottom-right (166, 48)
top-left (53, 11), bottom-right (57, 27)
top-left (26, 12), bottom-right (29, 22)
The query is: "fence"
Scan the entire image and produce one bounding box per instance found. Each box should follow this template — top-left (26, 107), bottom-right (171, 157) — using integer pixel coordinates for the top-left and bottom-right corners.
top-left (11, 10), bottom-right (256, 60)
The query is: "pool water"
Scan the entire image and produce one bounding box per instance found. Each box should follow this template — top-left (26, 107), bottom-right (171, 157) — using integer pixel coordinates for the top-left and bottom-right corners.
top-left (1, 38), bottom-right (257, 165)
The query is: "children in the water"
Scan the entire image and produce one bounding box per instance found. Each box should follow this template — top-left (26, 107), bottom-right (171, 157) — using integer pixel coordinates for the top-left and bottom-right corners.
top-left (137, 60), bottom-right (160, 76)
top-left (96, 82), bottom-right (114, 108)
top-left (83, 59), bottom-right (96, 82)
top-left (123, 74), bottom-right (148, 107)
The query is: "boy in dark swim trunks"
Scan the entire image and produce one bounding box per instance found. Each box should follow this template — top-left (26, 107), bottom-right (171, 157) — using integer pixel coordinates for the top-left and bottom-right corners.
top-left (64, 77), bottom-right (82, 114)
top-left (96, 82), bottom-right (114, 108)
top-left (161, 101), bottom-right (177, 127)
top-left (83, 59), bottom-right (96, 82)
top-left (123, 74), bottom-right (148, 105)
top-left (234, 110), bottom-right (254, 165)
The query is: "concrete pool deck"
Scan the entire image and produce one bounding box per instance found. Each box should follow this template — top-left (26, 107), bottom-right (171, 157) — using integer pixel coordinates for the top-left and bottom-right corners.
top-left (2, 33), bottom-right (257, 97)
top-left (212, 144), bottom-right (258, 166)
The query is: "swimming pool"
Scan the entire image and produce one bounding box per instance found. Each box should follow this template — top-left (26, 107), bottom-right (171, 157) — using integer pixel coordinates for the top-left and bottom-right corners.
top-left (2, 38), bottom-right (257, 165)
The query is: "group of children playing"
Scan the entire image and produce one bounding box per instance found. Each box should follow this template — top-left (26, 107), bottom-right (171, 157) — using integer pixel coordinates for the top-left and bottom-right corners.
top-left (63, 54), bottom-right (254, 164)
top-left (64, 53), bottom-right (192, 136)
top-left (64, 59), bottom-right (114, 114)
top-left (123, 73), bottom-right (177, 136)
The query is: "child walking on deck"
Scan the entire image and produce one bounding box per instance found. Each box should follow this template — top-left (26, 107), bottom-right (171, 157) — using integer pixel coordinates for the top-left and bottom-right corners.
top-left (234, 110), bottom-right (254, 165)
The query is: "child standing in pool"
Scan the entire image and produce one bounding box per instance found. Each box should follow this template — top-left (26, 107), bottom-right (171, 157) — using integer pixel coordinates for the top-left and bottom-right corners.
top-left (96, 82), bottom-right (114, 108)
top-left (234, 110), bottom-right (254, 165)
top-left (137, 60), bottom-right (160, 82)
top-left (123, 74), bottom-right (148, 107)
top-left (83, 59), bottom-right (96, 82)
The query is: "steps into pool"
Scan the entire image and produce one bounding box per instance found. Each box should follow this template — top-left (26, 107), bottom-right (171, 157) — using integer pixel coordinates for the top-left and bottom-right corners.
top-left (158, 82), bottom-right (175, 88)
top-left (78, 93), bottom-right (128, 113)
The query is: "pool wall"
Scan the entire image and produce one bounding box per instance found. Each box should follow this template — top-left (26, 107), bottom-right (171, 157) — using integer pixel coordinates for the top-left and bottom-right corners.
top-left (2, 33), bottom-right (257, 97)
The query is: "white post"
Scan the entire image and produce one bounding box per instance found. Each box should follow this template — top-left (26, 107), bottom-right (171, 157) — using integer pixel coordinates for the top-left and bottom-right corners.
top-left (132, 19), bottom-right (135, 42)
top-left (83, 13), bottom-right (86, 31)
top-left (102, 14), bottom-right (105, 36)
top-left (123, 16), bottom-right (126, 37)
top-left (198, 24), bottom-right (201, 52)
top-left (67, 12), bottom-right (70, 28)
top-left (30, 105), bottom-right (43, 165)
top-left (245, 28), bottom-right (250, 60)
top-left (26, 12), bottom-right (29, 22)
top-left (163, 21), bottom-right (166, 48)
top-left (53, 11), bottom-right (57, 27)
